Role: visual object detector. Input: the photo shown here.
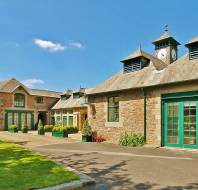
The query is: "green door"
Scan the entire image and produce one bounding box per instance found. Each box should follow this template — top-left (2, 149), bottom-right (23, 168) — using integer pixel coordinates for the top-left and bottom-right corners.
top-left (163, 99), bottom-right (198, 149)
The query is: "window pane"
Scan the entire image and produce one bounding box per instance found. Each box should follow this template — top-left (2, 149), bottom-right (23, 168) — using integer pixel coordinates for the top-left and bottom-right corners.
top-left (14, 93), bottom-right (25, 107)
top-left (68, 116), bottom-right (73, 126)
top-left (63, 116), bottom-right (67, 126)
top-left (167, 103), bottom-right (179, 144)
top-left (183, 102), bottom-right (196, 145)
top-left (108, 97), bottom-right (119, 122)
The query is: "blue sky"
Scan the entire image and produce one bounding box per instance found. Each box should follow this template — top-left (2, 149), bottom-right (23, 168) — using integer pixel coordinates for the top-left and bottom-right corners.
top-left (0, 0), bottom-right (198, 92)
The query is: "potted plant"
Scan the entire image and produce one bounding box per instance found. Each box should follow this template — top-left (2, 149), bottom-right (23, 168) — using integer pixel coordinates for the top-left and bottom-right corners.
top-left (8, 125), bottom-right (18, 133)
top-left (38, 120), bottom-right (45, 135)
top-left (82, 120), bottom-right (92, 142)
top-left (21, 123), bottom-right (28, 133)
top-left (44, 125), bottom-right (54, 132)
top-left (52, 125), bottom-right (68, 138)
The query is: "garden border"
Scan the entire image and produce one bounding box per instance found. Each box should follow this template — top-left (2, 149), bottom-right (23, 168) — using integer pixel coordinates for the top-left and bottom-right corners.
top-left (39, 166), bottom-right (95, 190)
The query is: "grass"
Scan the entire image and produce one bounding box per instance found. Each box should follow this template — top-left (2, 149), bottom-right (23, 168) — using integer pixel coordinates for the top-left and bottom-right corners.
top-left (0, 141), bottom-right (80, 190)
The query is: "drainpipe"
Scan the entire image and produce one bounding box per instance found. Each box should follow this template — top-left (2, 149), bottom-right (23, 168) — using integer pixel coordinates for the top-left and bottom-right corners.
top-left (141, 88), bottom-right (147, 142)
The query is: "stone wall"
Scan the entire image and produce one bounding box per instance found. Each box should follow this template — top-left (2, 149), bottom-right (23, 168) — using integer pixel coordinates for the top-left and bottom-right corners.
top-left (88, 81), bottom-right (198, 146)
top-left (88, 89), bottom-right (144, 142)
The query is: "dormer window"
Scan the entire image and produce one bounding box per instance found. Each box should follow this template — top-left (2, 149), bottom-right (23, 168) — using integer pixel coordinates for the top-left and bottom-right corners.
top-left (73, 93), bottom-right (80, 99)
top-left (185, 36), bottom-right (198, 60)
top-left (61, 95), bottom-right (67, 100)
top-left (123, 57), bottom-right (149, 73)
top-left (14, 93), bottom-right (25, 107)
top-left (189, 44), bottom-right (198, 60)
top-left (36, 97), bottom-right (44, 104)
top-left (73, 91), bottom-right (85, 99)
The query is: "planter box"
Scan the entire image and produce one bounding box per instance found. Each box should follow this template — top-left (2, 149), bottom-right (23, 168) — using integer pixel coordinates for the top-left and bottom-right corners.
top-left (82, 135), bottom-right (92, 142)
top-left (52, 131), bottom-right (68, 138)
top-left (22, 128), bottom-right (28, 133)
top-left (8, 128), bottom-right (18, 133)
top-left (38, 129), bottom-right (45, 135)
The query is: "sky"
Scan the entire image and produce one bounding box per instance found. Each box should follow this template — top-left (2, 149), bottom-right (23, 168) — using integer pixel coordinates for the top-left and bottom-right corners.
top-left (0, 0), bottom-right (198, 92)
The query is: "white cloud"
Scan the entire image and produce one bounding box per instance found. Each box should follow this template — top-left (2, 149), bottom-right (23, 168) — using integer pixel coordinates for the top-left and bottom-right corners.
top-left (69, 42), bottom-right (84, 49)
top-left (33, 39), bottom-right (65, 52)
top-left (21, 79), bottom-right (45, 88)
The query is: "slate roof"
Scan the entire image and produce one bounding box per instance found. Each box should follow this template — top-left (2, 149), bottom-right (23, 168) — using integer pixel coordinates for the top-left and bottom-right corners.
top-left (51, 88), bottom-right (93, 109)
top-left (185, 35), bottom-right (198, 47)
top-left (152, 32), bottom-right (180, 45)
top-left (87, 52), bottom-right (198, 95)
top-left (0, 78), bottom-right (61, 98)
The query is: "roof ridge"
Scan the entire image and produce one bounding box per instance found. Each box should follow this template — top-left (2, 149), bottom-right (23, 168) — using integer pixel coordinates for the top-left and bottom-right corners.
top-left (30, 88), bottom-right (62, 93)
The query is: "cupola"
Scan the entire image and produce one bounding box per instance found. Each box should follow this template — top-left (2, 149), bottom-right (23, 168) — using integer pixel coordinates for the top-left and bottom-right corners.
top-left (152, 31), bottom-right (180, 64)
top-left (185, 36), bottom-right (198, 60)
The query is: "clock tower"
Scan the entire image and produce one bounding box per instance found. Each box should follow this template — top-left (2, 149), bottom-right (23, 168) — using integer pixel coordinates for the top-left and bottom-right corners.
top-left (152, 31), bottom-right (180, 64)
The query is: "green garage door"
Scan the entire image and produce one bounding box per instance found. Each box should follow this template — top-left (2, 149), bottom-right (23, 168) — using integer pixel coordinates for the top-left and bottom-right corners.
top-left (5, 110), bottom-right (34, 130)
top-left (162, 92), bottom-right (198, 149)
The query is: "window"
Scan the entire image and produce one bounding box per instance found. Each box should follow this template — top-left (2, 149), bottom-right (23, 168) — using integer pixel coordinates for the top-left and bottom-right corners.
top-left (14, 93), bottom-right (25, 107)
top-left (124, 61), bottom-right (141, 73)
top-left (61, 95), bottom-right (66, 100)
top-left (68, 116), bottom-right (73, 126)
top-left (56, 116), bottom-right (61, 123)
top-left (36, 97), bottom-right (44, 104)
top-left (63, 116), bottom-right (68, 126)
top-left (108, 96), bottom-right (119, 122)
top-left (73, 93), bottom-right (80, 99)
top-left (123, 58), bottom-right (149, 73)
top-left (189, 46), bottom-right (198, 60)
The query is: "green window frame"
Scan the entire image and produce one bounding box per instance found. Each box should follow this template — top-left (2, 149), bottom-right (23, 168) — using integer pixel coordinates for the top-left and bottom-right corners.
top-left (108, 96), bottom-right (119, 122)
top-left (14, 93), bottom-right (25, 107)
top-left (36, 97), bottom-right (44, 104)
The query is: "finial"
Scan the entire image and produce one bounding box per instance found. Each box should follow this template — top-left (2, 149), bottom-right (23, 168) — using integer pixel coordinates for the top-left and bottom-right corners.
top-left (139, 44), bottom-right (142, 51)
top-left (164, 24), bottom-right (168, 33)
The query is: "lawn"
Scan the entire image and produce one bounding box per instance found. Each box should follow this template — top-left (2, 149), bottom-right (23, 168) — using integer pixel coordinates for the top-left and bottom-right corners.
top-left (0, 141), bottom-right (80, 190)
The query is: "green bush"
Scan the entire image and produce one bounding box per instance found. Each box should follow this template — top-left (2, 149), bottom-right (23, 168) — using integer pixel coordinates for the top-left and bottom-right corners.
top-left (38, 120), bottom-right (43, 129)
top-left (119, 133), bottom-right (145, 147)
top-left (64, 126), bottom-right (78, 134)
top-left (44, 125), bottom-right (54, 132)
top-left (52, 124), bottom-right (61, 132)
top-left (8, 125), bottom-right (17, 130)
top-left (82, 120), bottom-right (92, 136)
top-left (53, 125), bottom-right (78, 134)
top-left (38, 120), bottom-right (45, 135)
top-left (21, 123), bottom-right (28, 133)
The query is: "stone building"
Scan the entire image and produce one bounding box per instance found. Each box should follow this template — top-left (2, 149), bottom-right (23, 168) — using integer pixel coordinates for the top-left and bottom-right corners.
top-left (51, 88), bottom-right (93, 130)
top-left (0, 78), bottom-right (60, 130)
top-left (87, 32), bottom-right (198, 149)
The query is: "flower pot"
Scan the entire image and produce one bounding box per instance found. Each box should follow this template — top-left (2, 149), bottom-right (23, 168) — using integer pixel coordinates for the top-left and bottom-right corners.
top-left (22, 128), bottom-right (28, 133)
top-left (38, 129), bottom-right (45, 135)
top-left (52, 131), bottom-right (68, 138)
top-left (82, 135), bottom-right (92, 142)
top-left (8, 128), bottom-right (18, 133)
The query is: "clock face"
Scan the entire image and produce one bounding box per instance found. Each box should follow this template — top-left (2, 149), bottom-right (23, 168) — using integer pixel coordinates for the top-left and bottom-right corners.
top-left (157, 49), bottom-right (167, 61)
top-left (171, 49), bottom-right (177, 61)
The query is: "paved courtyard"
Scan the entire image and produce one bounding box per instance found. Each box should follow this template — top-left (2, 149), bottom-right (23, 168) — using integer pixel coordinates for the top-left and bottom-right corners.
top-left (1, 131), bottom-right (198, 189)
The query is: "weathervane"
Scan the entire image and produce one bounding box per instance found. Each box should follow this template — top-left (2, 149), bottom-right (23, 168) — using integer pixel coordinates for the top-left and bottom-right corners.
top-left (164, 24), bottom-right (169, 33)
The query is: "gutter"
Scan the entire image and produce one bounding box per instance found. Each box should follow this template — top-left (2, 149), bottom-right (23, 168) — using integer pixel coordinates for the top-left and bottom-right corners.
top-left (141, 88), bottom-right (147, 142)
